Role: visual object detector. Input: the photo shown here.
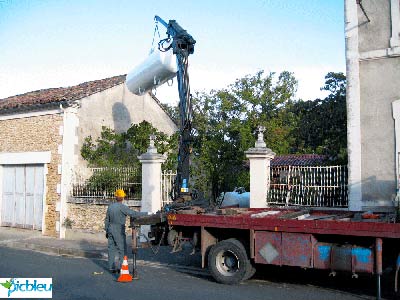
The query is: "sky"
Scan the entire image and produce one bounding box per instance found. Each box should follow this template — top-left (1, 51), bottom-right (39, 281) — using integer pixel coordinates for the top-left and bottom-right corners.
top-left (0, 0), bottom-right (345, 104)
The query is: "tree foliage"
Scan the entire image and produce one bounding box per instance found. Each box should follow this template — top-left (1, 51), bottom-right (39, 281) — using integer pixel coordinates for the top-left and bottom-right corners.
top-left (190, 71), bottom-right (347, 199)
top-left (81, 121), bottom-right (178, 170)
top-left (191, 71), bottom-right (298, 199)
top-left (289, 72), bottom-right (347, 163)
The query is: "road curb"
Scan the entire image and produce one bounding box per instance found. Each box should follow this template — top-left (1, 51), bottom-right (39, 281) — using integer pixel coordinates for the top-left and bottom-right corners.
top-left (3, 241), bottom-right (107, 259)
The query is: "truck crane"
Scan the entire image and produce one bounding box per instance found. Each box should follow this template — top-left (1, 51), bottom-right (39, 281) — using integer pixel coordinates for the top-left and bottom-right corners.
top-left (126, 15), bottom-right (196, 202)
top-left (126, 16), bottom-right (400, 300)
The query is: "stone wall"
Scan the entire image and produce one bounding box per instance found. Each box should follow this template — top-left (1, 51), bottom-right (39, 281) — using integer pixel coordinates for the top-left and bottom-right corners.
top-left (0, 113), bottom-right (63, 236)
top-left (68, 203), bottom-right (108, 232)
top-left (67, 201), bottom-right (140, 233)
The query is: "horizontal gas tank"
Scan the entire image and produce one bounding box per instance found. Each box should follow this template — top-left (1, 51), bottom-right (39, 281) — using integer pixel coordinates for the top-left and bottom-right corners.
top-left (221, 189), bottom-right (250, 208)
top-left (125, 49), bottom-right (177, 95)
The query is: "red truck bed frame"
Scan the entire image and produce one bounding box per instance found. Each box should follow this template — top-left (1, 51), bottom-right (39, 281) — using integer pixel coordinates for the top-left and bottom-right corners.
top-left (167, 208), bottom-right (400, 239)
top-left (162, 207), bottom-right (400, 298)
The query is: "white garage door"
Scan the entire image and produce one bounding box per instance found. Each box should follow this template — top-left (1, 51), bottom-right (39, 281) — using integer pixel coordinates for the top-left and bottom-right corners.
top-left (1, 165), bottom-right (44, 230)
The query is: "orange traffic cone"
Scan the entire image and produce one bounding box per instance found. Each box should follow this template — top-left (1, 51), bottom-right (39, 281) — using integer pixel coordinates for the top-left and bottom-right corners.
top-left (117, 256), bottom-right (133, 282)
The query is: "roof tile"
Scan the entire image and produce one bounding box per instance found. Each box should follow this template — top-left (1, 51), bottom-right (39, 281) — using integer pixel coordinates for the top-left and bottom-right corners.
top-left (271, 154), bottom-right (328, 166)
top-left (0, 75), bottom-right (126, 112)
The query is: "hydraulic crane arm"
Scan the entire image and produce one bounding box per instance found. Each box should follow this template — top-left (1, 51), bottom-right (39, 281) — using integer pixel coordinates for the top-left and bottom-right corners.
top-left (154, 16), bottom-right (195, 55)
top-left (155, 15), bottom-right (196, 201)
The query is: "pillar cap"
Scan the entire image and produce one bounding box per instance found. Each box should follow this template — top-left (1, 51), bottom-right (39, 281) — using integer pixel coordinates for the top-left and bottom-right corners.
top-left (245, 125), bottom-right (276, 158)
top-left (245, 147), bottom-right (275, 159)
top-left (138, 134), bottom-right (167, 162)
top-left (255, 126), bottom-right (266, 148)
top-left (138, 152), bottom-right (167, 162)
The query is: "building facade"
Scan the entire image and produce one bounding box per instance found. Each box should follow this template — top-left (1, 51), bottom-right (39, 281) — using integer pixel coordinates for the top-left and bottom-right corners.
top-left (0, 75), bottom-right (177, 238)
top-left (345, 0), bottom-right (400, 210)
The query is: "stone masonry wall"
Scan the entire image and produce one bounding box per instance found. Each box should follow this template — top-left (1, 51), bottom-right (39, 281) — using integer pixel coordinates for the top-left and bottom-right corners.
top-left (68, 203), bottom-right (108, 232)
top-left (67, 202), bottom-right (140, 233)
top-left (0, 113), bottom-right (63, 236)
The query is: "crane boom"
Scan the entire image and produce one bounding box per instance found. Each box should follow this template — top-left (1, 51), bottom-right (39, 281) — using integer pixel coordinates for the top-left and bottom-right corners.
top-left (155, 15), bottom-right (196, 201)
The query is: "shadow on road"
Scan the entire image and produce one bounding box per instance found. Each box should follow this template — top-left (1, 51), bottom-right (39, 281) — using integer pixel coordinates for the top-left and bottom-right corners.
top-left (76, 237), bottom-right (202, 280)
top-left (76, 237), bottom-right (399, 300)
top-left (75, 239), bottom-right (120, 280)
top-left (251, 264), bottom-right (399, 300)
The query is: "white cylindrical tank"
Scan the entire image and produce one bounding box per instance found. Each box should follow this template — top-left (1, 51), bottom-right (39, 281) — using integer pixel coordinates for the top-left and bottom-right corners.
top-left (125, 49), bottom-right (177, 95)
top-left (220, 191), bottom-right (250, 208)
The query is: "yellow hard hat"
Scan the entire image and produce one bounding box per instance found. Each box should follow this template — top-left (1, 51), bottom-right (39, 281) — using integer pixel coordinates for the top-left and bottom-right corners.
top-left (115, 189), bottom-right (126, 198)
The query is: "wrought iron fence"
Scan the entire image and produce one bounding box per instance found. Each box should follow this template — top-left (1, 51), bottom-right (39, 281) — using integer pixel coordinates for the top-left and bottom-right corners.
top-left (268, 165), bottom-right (348, 207)
top-left (72, 167), bottom-right (142, 200)
top-left (161, 170), bottom-right (176, 207)
top-left (72, 165), bottom-right (347, 207)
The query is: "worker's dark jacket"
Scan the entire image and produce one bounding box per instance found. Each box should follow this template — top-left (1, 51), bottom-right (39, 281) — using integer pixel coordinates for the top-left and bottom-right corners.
top-left (104, 202), bottom-right (148, 269)
top-left (104, 202), bottom-right (147, 235)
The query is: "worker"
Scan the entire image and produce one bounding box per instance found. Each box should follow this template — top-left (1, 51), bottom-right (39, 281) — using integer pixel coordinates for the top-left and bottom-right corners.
top-left (105, 189), bottom-right (149, 273)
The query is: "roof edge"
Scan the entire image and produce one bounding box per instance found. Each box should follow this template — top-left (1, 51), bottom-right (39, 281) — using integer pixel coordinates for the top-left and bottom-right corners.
top-left (148, 92), bottom-right (179, 127)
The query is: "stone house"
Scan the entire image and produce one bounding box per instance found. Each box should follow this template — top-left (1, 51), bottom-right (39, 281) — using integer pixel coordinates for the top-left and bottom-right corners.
top-left (345, 0), bottom-right (400, 211)
top-left (0, 75), bottom-right (177, 238)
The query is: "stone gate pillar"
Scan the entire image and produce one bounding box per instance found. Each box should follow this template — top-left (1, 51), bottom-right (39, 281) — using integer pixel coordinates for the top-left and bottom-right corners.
top-left (245, 127), bottom-right (275, 208)
top-left (138, 135), bottom-right (166, 241)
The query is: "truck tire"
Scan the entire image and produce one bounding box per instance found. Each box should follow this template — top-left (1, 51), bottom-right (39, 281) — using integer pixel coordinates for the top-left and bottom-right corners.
top-left (208, 239), bottom-right (251, 284)
top-left (244, 263), bottom-right (256, 280)
top-left (225, 238), bottom-right (256, 280)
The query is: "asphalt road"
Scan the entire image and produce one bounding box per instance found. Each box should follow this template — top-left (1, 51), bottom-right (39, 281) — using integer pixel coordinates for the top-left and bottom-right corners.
top-left (0, 246), bottom-right (391, 300)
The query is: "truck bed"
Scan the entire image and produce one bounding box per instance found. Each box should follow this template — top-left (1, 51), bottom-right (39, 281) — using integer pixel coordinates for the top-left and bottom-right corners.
top-left (166, 207), bottom-right (400, 239)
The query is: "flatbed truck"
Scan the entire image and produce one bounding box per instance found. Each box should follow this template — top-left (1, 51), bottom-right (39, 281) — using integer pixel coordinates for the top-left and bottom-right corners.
top-left (133, 207), bottom-right (400, 299)
top-left (126, 16), bottom-right (400, 299)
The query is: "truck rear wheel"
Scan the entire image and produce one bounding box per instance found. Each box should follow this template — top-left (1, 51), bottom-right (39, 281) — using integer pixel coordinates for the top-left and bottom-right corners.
top-left (208, 239), bottom-right (251, 284)
top-left (227, 238), bottom-right (256, 280)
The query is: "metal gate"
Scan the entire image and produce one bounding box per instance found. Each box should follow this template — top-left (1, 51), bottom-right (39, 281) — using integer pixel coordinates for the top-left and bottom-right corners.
top-left (268, 165), bottom-right (348, 207)
top-left (161, 170), bottom-right (176, 207)
top-left (1, 165), bottom-right (44, 229)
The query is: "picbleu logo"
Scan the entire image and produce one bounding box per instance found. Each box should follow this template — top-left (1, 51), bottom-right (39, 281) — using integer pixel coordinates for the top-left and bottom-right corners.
top-left (0, 279), bottom-right (13, 295)
top-left (0, 278), bottom-right (52, 298)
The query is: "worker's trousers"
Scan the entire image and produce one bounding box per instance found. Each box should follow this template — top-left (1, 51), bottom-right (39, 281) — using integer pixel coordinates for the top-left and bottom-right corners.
top-left (107, 224), bottom-right (127, 270)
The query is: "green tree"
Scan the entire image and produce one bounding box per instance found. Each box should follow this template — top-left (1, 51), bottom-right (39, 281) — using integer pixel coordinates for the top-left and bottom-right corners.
top-left (290, 72), bottom-right (347, 163)
top-left (190, 71), bottom-right (346, 200)
top-left (80, 121), bottom-right (178, 195)
top-left (191, 70), bottom-right (298, 200)
top-left (160, 103), bottom-right (180, 124)
top-left (81, 121), bottom-right (178, 169)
